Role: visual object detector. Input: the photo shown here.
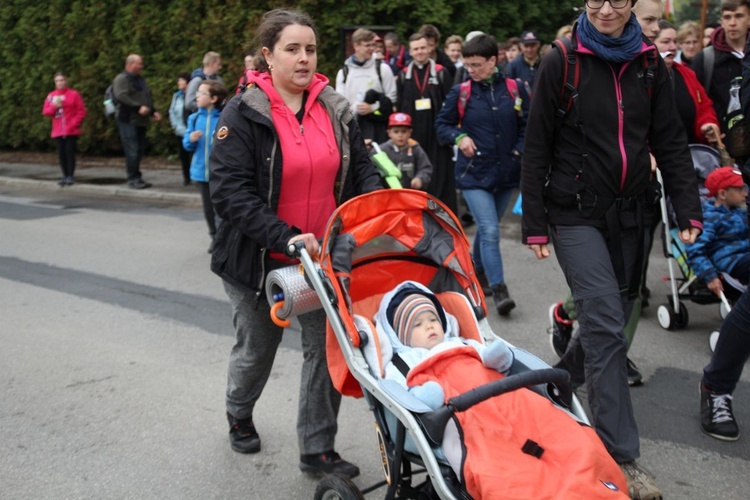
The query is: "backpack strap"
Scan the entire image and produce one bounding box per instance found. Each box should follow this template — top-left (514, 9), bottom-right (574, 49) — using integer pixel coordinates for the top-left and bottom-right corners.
top-left (642, 48), bottom-right (659, 99)
top-left (505, 78), bottom-right (524, 118)
top-left (702, 46), bottom-right (715, 96)
top-left (341, 65), bottom-right (349, 84)
top-left (457, 79), bottom-right (472, 125)
top-left (553, 37), bottom-right (579, 119)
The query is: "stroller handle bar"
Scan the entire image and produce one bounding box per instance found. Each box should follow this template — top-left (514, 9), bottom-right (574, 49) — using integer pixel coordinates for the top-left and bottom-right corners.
top-left (417, 368), bottom-right (572, 446)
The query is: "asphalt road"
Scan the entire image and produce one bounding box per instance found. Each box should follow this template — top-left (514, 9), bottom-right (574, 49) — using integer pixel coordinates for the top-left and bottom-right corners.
top-left (1, 184), bottom-right (747, 499)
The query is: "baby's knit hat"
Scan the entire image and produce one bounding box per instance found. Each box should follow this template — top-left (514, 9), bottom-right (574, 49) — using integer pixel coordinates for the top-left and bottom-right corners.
top-left (392, 293), bottom-right (440, 346)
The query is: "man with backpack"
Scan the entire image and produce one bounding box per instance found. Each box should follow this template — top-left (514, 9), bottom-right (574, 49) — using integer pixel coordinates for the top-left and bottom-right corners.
top-left (184, 51), bottom-right (224, 119)
top-left (692, 0), bottom-right (749, 152)
top-left (397, 32), bottom-right (456, 213)
top-left (521, 1), bottom-right (703, 498)
top-left (335, 28), bottom-right (397, 145)
top-left (112, 54), bottom-right (161, 189)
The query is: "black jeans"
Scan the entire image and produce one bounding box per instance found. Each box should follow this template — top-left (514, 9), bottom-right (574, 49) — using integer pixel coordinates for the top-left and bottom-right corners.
top-left (117, 121), bottom-right (147, 181)
top-left (176, 136), bottom-right (192, 183)
top-left (55, 136), bottom-right (78, 178)
top-left (703, 255), bottom-right (750, 394)
top-left (196, 181), bottom-right (220, 237)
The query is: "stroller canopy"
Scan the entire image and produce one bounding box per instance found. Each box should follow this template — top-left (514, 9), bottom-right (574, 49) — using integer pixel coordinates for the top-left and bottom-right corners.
top-left (318, 190), bottom-right (487, 396)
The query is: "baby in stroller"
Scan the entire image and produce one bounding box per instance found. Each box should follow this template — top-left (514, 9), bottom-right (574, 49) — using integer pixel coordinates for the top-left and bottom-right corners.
top-left (376, 281), bottom-right (628, 499)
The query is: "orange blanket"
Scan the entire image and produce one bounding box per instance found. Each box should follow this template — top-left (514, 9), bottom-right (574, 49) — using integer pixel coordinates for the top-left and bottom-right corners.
top-left (407, 346), bottom-right (628, 499)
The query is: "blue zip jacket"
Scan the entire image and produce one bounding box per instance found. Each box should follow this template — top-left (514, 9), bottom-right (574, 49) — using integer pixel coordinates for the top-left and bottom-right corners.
top-left (183, 107), bottom-right (222, 182)
top-left (506, 54), bottom-right (540, 90)
top-left (686, 201), bottom-right (750, 283)
top-left (435, 71), bottom-right (527, 190)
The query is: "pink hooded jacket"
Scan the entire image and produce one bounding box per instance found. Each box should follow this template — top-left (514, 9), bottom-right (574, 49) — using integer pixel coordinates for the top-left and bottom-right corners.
top-left (250, 71), bottom-right (339, 240)
top-left (42, 87), bottom-right (86, 138)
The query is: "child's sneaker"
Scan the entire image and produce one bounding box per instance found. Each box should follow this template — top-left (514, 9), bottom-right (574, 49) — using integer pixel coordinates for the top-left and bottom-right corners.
top-left (619, 461), bottom-right (662, 500)
top-left (548, 302), bottom-right (573, 358)
top-left (700, 383), bottom-right (740, 441)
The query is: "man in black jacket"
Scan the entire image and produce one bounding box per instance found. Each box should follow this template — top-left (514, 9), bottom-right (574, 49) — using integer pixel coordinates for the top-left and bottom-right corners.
top-left (692, 0), bottom-right (749, 140)
top-left (112, 54), bottom-right (161, 189)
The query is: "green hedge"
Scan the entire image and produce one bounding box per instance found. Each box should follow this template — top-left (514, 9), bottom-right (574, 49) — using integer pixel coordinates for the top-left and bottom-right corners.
top-left (0, 0), bottom-right (579, 156)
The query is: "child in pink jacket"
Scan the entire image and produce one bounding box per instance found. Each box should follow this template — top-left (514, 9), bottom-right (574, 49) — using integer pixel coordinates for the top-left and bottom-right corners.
top-left (43, 72), bottom-right (86, 186)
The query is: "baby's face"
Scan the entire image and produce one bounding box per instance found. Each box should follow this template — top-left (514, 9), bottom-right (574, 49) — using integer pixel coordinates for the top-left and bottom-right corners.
top-left (408, 310), bottom-right (445, 349)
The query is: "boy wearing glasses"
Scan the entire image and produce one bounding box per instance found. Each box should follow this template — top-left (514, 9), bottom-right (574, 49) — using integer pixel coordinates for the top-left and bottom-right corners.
top-left (522, 0), bottom-right (703, 498)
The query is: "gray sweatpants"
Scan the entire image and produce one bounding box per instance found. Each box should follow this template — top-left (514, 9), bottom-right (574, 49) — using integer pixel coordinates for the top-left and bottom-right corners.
top-left (551, 224), bottom-right (645, 463)
top-left (223, 279), bottom-right (341, 455)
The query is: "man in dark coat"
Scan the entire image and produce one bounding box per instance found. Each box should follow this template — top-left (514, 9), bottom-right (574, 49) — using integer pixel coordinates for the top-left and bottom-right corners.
top-left (397, 33), bottom-right (456, 213)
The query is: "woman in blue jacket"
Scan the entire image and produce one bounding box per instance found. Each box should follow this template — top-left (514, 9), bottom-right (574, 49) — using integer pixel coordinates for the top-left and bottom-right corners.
top-left (183, 80), bottom-right (228, 253)
top-left (436, 34), bottom-right (527, 316)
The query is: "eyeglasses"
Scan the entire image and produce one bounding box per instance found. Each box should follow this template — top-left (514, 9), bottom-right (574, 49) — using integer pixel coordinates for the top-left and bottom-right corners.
top-left (464, 60), bottom-right (490, 70)
top-left (585, 0), bottom-right (630, 9)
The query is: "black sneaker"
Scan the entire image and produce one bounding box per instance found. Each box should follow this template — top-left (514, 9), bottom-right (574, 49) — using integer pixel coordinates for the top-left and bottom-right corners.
top-left (227, 413), bottom-right (261, 453)
top-left (128, 178), bottom-right (152, 189)
top-left (492, 283), bottom-right (516, 316)
top-left (627, 358), bottom-right (644, 387)
top-left (548, 302), bottom-right (573, 358)
top-left (300, 451), bottom-right (360, 478)
top-left (700, 383), bottom-right (740, 441)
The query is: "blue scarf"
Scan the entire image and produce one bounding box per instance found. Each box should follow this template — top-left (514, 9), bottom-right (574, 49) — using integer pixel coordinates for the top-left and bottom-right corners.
top-left (576, 12), bottom-right (643, 63)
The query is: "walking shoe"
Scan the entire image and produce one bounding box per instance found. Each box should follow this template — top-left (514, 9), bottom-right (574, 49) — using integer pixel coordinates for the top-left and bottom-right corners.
top-left (227, 413), bottom-right (261, 454)
top-left (64, 176), bottom-right (75, 185)
top-left (619, 461), bottom-right (663, 500)
top-left (128, 178), bottom-right (152, 189)
top-left (627, 358), bottom-right (644, 387)
top-left (492, 283), bottom-right (516, 316)
top-left (700, 383), bottom-right (739, 441)
top-left (58, 177), bottom-right (66, 186)
top-left (548, 302), bottom-right (573, 358)
top-left (299, 450), bottom-right (360, 478)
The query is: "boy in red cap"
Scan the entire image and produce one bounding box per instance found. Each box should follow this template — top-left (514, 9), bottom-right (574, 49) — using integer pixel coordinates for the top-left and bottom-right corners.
top-left (687, 166), bottom-right (749, 298)
top-left (375, 112), bottom-right (433, 190)
top-left (688, 167), bottom-right (750, 442)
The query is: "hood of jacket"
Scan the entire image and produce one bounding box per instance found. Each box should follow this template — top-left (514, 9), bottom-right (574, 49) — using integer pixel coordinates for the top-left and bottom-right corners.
top-left (709, 27), bottom-right (750, 53)
top-left (345, 55), bottom-right (378, 70)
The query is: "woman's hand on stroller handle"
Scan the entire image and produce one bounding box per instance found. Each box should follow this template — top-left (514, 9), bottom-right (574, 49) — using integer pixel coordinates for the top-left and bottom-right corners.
top-left (528, 243), bottom-right (550, 260)
top-left (287, 233), bottom-right (320, 258)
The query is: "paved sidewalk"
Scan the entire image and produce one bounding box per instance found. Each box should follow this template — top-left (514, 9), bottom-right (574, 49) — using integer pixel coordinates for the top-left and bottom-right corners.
top-left (0, 153), bottom-right (201, 207)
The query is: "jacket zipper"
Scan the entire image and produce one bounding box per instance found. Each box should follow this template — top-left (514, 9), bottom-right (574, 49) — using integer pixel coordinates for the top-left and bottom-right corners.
top-left (256, 248), bottom-right (267, 301)
top-left (204, 112), bottom-right (212, 180)
top-left (610, 62), bottom-right (632, 193)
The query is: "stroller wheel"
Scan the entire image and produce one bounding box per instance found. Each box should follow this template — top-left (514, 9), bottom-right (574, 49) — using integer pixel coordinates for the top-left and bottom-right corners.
top-left (657, 301), bottom-right (689, 330)
top-left (709, 331), bottom-right (720, 352)
top-left (314, 473), bottom-right (365, 500)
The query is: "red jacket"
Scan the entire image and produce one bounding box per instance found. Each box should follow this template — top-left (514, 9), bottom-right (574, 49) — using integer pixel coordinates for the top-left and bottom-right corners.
top-left (673, 62), bottom-right (719, 144)
top-left (42, 88), bottom-right (86, 138)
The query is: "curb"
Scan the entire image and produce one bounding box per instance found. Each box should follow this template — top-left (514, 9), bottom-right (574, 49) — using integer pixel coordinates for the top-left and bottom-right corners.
top-left (0, 176), bottom-right (202, 208)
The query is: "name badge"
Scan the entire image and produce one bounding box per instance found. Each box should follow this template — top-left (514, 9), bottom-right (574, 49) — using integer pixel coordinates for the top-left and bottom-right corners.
top-left (415, 98), bottom-right (432, 111)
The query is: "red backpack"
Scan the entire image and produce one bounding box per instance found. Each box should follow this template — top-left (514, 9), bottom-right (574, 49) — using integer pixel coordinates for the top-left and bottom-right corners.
top-left (457, 77), bottom-right (524, 126)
